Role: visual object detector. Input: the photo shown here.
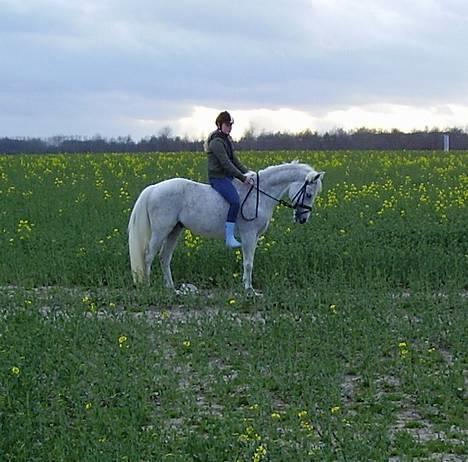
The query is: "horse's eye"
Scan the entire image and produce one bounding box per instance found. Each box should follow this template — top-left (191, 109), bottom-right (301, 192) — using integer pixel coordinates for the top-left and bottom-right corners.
top-left (306, 193), bottom-right (312, 199)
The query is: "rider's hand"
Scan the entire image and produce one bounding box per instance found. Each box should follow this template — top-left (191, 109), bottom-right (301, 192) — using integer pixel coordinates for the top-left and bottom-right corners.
top-left (244, 172), bottom-right (256, 185)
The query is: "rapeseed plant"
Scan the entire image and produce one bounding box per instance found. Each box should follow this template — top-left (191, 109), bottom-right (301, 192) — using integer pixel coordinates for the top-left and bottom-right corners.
top-left (17, 219), bottom-right (34, 240)
top-left (118, 335), bottom-right (128, 348)
top-left (82, 295), bottom-right (97, 313)
top-left (252, 444), bottom-right (267, 462)
top-left (11, 366), bottom-right (20, 376)
top-left (398, 341), bottom-right (410, 359)
top-left (238, 425), bottom-right (261, 442)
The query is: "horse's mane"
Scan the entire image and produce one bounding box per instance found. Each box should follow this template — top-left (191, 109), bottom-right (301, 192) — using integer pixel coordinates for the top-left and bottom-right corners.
top-left (258, 161), bottom-right (317, 177)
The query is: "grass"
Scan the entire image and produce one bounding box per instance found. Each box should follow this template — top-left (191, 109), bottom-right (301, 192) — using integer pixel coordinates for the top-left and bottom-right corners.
top-left (0, 150), bottom-right (467, 461)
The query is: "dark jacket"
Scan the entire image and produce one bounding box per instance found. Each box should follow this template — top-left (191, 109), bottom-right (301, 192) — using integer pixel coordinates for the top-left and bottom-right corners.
top-left (205, 130), bottom-right (248, 181)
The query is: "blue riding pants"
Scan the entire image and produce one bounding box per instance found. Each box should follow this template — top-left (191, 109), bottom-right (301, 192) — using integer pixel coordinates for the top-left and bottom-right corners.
top-left (209, 177), bottom-right (240, 223)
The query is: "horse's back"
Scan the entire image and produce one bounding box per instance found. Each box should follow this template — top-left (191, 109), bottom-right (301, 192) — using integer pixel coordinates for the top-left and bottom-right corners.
top-left (138, 177), bottom-right (244, 237)
top-left (142, 178), bottom-right (206, 200)
top-left (142, 178), bottom-right (220, 219)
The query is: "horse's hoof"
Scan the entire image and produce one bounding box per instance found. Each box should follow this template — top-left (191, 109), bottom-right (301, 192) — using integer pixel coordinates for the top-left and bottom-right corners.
top-left (246, 288), bottom-right (263, 298)
top-left (175, 283), bottom-right (199, 295)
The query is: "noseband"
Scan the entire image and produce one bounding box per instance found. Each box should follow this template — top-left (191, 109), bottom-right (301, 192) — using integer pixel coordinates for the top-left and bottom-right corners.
top-left (241, 172), bottom-right (314, 222)
top-left (291, 182), bottom-right (313, 217)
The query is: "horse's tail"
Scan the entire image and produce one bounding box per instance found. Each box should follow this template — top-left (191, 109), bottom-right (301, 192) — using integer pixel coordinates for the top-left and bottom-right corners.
top-left (128, 187), bottom-right (152, 284)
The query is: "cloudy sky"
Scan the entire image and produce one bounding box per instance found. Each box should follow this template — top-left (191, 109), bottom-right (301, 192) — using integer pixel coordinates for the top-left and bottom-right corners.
top-left (1, 0), bottom-right (468, 140)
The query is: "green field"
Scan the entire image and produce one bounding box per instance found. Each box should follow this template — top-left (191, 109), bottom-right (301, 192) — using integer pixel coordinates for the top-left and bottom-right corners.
top-left (1, 151), bottom-right (467, 461)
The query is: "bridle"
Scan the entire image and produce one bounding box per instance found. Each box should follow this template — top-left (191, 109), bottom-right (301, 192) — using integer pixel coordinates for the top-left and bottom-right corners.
top-left (240, 172), bottom-right (315, 222)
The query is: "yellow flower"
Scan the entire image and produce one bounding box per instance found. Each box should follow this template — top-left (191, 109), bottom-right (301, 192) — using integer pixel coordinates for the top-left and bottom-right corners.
top-left (297, 410), bottom-right (308, 419)
top-left (331, 405), bottom-right (341, 414)
top-left (239, 425), bottom-right (261, 442)
top-left (252, 443), bottom-right (267, 462)
top-left (398, 341), bottom-right (410, 359)
top-left (329, 304), bottom-right (337, 314)
top-left (85, 402), bottom-right (93, 410)
top-left (399, 349), bottom-right (409, 359)
top-left (118, 335), bottom-right (128, 348)
top-left (11, 366), bottom-right (20, 376)
top-left (228, 298), bottom-right (236, 305)
top-left (271, 412), bottom-right (281, 420)
top-left (183, 340), bottom-right (191, 349)
top-left (301, 420), bottom-right (314, 433)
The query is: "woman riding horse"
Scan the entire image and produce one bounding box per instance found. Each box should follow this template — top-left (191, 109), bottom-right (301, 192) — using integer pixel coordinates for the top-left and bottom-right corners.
top-left (205, 111), bottom-right (256, 248)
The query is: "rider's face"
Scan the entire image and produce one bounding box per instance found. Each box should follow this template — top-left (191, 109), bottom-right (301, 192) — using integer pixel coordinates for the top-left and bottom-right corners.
top-left (220, 121), bottom-right (233, 135)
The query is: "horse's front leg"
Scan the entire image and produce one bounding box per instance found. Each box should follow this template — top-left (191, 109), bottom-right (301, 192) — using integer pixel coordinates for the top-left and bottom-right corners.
top-left (241, 232), bottom-right (258, 293)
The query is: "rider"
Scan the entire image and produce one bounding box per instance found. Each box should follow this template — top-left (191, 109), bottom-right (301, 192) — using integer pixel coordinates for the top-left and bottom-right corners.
top-left (205, 111), bottom-right (256, 248)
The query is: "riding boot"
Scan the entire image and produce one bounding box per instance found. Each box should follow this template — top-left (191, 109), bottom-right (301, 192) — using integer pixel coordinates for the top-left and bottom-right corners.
top-left (225, 222), bottom-right (241, 248)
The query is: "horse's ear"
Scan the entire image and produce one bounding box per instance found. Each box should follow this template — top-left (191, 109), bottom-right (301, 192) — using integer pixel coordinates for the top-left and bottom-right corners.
top-left (313, 172), bottom-right (325, 182)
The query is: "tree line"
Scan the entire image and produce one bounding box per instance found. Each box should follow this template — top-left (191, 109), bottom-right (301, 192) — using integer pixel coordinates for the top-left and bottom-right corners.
top-left (1, 128), bottom-right (467, 154)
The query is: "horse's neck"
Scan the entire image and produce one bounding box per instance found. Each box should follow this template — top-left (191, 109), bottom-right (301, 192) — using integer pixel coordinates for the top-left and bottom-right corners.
top-left (260, 165), bottom-right (306, 196)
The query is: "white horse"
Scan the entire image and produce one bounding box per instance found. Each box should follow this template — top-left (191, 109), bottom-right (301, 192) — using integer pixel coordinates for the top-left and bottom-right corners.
top-left (128, 162), bottom-right (324, 292)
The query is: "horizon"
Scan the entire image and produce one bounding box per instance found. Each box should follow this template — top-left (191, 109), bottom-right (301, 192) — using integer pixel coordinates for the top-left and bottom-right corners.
top-left (2, 125), bottom-right (464, 144)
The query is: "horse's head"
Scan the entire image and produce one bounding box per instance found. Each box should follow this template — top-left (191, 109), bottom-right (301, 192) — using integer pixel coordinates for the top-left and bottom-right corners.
top-left (289, 170), bottom-right (325, 224)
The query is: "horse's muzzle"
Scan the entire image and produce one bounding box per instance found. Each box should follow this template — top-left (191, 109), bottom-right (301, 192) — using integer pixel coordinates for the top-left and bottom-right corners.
top-left (295, 215), bottom-right (308, 224)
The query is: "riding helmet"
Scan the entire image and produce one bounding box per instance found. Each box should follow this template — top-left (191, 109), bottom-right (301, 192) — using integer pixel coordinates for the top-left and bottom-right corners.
top-left (215, 111), bottom-right (234, 127)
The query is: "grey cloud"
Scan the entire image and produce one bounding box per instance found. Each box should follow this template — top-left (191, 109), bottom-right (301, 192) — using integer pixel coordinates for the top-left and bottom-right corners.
top-left (1, 0), bottom-right (467, 137)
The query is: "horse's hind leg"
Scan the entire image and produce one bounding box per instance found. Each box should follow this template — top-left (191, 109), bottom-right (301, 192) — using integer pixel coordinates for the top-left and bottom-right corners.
top-left (159, 223), bottom-right (184, 289)
top-left (145, 232), bottom-right (166, 282)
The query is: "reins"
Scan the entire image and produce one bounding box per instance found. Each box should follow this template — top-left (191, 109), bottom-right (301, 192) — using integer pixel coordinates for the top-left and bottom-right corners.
top-left (240, 172), bottom-right (313, 222)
